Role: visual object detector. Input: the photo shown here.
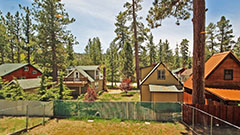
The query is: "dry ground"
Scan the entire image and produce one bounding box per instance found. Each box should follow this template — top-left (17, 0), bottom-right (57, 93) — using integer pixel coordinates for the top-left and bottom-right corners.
top-left (22, 119), bottom-right (192, 135)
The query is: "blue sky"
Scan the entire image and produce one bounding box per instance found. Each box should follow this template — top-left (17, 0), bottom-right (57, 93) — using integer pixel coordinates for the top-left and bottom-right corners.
top-left (1, 0), bottom-right (240, 54)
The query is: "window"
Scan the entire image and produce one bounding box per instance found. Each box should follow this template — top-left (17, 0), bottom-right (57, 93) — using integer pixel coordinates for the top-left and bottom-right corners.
top-left (17, 76), bottom-right (26, 79)
top-left (224, 69), bottom-right (233, 80)
top-left (24, 66), bottom-right (29, 72)
top-left (75, 72), bottom-right (79, 78)
top-left (157, 70), bottom-right (165, 80)
top-left (95, 82), bottom-right (99, 89)
top-left (32, 70), bottom-right (37, 74)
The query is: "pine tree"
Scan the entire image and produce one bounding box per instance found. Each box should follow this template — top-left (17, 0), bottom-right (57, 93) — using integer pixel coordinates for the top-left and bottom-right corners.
top-left (84, 37), bottom-right (102, 65)
top-left (32, 0), bottom-right (76, 81)
top-left (66, 34), bottom-right (78, 66)
top-left (120, 42), bottom-right (134, 79)
top-left (139, 45), bottom-right (148, 67)
top-left (162, 40), bottom-right (173, 68)
top-left (0, 77), bottom-right (11, 99)
top-left (123, 0), bottom-right (146, 88)
top-left (146, 0), bottom-right (206, 104)
top-left (217, 16), bottom-right (235, 52)
top-left (174, 44), bottom-right (180, 69)
top-left (106, 42), bottom-right (119, 88)
top-left (233, 37), bottom-right (240, 58)
top-left (114, 11), bottom-right (129, 50)
top-left (58, 73), bottom-right (72, 100)
top-left (5, 12), bottom-right (15, 63)
top-left (206, 22), bottom-right (217, 55)
top-left (13, 11), bottom-right (22, 63)
top-left (180, 39), bottom-right (189, 67)
top-left (147, 33), bottom-right (156, 65)
top-left (5, 79), bottom-right (26, 101)
top-left (158, 39), bottom-right (163, 62)
top-left (20, 6), bottom-right (36, 64)
top-left (0, 12), bottom-right (9, 64)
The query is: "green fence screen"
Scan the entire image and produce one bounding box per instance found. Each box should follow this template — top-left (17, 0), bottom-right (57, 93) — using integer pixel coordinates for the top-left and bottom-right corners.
top-left (54, 101), bottom-right (181, 121)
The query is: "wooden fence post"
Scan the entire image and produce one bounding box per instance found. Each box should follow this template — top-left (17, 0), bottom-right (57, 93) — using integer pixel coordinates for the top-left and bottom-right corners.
top-left (26, 105), bottom-right (29, 131)
top-left (43, 104), bottom-right (45, 126)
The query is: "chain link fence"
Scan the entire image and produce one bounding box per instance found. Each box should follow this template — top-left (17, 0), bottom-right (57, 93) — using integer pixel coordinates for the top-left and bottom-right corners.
top-left (0, 100), bottom-right (52, 134)
top-left (54, 100), bottom-right (182, 121)
top-left (182, 104), bottom-right (240, 135)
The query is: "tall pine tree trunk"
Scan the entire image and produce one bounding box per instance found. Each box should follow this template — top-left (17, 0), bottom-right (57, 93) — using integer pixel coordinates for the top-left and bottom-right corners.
top-left (132, 0), bottom-right (140, 88)
top-left (192, 0), bottom-right (205, 104)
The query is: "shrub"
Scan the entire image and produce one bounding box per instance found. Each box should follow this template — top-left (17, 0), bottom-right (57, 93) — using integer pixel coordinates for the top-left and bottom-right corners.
top-left (84, 86), bottom-right (98, 102)
top-left (120, 78), bottom-right (132, 93)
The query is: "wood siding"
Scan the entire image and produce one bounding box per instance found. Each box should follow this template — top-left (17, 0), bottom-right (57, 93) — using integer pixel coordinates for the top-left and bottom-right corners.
top-left (2, 65), bottom-right (42, 82)
top-left (206, 56), bottom-right (240, 88)
top-left (152, 92), bottom-right (183, 102)
top-left (140, 64), bottom-right (183, 102)
top-left (142, 64), bottom-right (182, 86)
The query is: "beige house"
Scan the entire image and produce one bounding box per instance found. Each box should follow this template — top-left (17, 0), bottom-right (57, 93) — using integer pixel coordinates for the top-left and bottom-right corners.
top-left (140, 63), bottom-right (183, 102)
top-left (64, 66), bottom-right (105, 98)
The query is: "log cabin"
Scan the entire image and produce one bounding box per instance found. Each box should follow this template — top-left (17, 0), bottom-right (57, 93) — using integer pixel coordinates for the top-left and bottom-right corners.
top-left (140, 63), bottom-right (183, 102)
top-left (184, 51), bottom-right (240, 105)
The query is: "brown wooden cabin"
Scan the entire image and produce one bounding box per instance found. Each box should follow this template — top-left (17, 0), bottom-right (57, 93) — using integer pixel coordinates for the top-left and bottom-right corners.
top-left (64, 65), bottom-right (105, 98)
top-left (140, 63), bottom-right (183, 102)
top-left (184, 51), bottom-right (240, 105)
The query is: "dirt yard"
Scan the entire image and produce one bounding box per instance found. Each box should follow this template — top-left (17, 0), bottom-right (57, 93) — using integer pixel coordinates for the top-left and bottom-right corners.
top-left (22, 119), bottom-right (192, 135)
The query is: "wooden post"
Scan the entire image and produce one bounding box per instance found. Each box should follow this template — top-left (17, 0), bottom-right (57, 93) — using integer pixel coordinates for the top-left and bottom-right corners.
top-left (43, 104), bottom-right (45, 126)
top-left (126, 102), bottom-right (129, 120)
top-left (132, 0), bottom-right (140, 89)
top-left (103, 67), bottom-right (106, 91)
top-left (26, 105), bottom-right (29, 131)
top-left (192, 0), bottom-right (206, 104)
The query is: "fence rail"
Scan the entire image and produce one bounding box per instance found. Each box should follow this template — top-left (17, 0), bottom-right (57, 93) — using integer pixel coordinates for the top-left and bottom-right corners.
top-left (182, 104), bottom-right (240, 135)
top-left (0, 100), bottom-right (53, 117)
top-left (53, 101), bottom-right (182, 121)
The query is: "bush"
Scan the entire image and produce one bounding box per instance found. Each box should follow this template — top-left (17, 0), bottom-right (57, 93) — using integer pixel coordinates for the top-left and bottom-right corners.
top-left (120, 78), bottom-right (132, 93)
top-left (84, 86), bottom-right (98, 102)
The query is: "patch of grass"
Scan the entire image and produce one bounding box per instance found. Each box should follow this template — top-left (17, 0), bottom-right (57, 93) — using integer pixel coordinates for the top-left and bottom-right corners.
top-left (0, 117), bottom-right (43, 135)
top-left (24, 119), bottom-right (192, 135)
top-left (97, 90), bottom-right (140, 101)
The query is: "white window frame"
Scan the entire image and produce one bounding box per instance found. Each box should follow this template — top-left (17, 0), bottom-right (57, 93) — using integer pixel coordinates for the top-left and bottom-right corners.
top-left (24, 66), bottom-right (29, 72)
top-left (32, 70), bottom-right (37, 74)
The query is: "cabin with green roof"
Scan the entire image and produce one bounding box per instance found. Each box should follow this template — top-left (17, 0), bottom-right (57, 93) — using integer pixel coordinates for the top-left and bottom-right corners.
top-left (0, 63), bottom-right (42, 82)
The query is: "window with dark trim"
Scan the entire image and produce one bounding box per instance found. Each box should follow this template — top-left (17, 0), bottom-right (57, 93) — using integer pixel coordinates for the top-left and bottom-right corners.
top-left (24, 66), bottom-right (29, 72)
top-left (224, 69), bottom-right (233, 80)
top-left (32, 70), bottom-right (37, 74)
top-left (157, 70), bottom-right (165, 80)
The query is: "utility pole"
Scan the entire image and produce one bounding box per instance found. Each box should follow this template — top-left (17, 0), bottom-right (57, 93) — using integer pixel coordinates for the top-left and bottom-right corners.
top-left (132, 0), bottom-right (140, 89)
top-left (192, 0), bottom-right (205, 104)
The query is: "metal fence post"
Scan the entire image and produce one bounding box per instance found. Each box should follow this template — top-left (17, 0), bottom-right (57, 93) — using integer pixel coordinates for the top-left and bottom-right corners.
top-left (192, 107), bottom-right (194, 129)
top-left (43, 104), bottom-right (45, 126)
top-left (26, 105), bottom-right (29, 131)
top-left (210, 115), bottom-right (213, 135)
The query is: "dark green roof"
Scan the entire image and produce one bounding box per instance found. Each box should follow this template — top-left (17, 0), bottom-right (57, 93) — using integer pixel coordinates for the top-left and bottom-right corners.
top-left (0, 63), bottom-right (29, 77)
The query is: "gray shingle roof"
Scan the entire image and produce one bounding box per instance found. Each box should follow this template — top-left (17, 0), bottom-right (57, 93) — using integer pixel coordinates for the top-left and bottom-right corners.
top-left (10, 78), bottom-right (41, 90)
top-left (149, 85), bottom-right (183, 92)
top-left (77, 66), bottom-right (99, 71)
top-left (76, 67), bottom-right (95, 82)
top-left (0, 63), bottom-right (29, 77)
